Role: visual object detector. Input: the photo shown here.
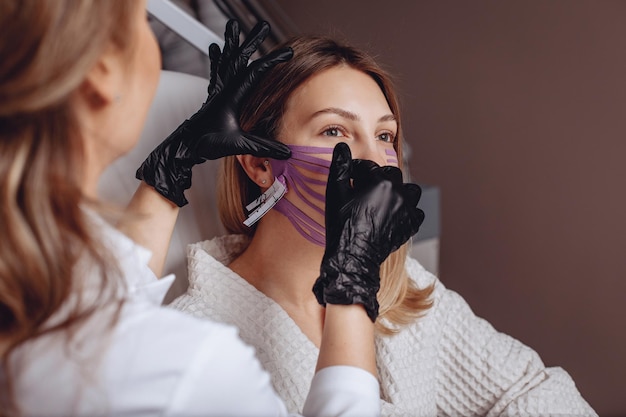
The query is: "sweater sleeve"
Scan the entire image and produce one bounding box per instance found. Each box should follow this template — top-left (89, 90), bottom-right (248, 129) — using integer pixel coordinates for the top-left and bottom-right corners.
top-left (434, 287), bottom-right (597, 417)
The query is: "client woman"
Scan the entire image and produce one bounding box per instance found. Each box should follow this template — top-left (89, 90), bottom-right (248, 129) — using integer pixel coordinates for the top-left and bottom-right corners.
top-left (171, 36), bottom-right (597, 416)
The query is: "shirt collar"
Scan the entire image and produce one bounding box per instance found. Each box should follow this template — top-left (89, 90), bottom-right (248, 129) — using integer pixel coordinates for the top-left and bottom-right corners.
top-left (86, 210), bottom-right (175, 306)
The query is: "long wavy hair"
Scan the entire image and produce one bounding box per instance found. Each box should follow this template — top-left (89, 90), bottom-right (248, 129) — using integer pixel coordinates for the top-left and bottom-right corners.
top-left (0, 1), bottom-right (137, 414)
top-left (218, 36), bottom-right (434, 334)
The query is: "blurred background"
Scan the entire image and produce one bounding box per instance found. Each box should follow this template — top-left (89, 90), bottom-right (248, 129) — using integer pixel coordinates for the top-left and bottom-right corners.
top-left (151, 1), bottom-right (626, 415)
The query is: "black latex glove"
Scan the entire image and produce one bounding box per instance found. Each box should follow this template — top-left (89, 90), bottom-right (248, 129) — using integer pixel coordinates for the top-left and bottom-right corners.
top-left (136, 19), bottom-right (293, 206)
top-left (312, 143), bottom-right (425, 322)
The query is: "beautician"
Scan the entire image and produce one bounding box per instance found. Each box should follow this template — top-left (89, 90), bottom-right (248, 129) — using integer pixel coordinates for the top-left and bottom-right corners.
top-left (0, 1), bottom-right (425, 416)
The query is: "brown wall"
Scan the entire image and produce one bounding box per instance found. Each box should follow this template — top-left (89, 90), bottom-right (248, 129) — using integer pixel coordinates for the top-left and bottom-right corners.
top-left (274, 1), bottom-right (626, 415)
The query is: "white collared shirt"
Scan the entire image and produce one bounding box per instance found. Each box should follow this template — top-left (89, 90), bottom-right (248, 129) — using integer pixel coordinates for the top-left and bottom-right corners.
top-left (9, 214), bottom-right (379, 417)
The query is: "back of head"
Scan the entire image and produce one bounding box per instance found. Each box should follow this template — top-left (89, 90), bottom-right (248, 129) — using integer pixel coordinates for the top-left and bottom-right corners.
top-left (0, 0), bottom-right (136, 413)
top-left (0, 0), bottom-right (134, 117)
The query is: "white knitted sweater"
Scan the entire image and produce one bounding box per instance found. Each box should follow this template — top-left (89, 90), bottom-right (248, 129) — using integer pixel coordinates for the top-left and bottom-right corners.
top-left (170, 235), bottom-right (596, 416)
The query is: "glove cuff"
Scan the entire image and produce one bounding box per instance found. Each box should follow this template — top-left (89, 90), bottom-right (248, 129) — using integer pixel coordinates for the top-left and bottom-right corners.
top-left (135, 166), bottom-right (189, 207)
top-left (135, 120), bottom-right (200, 207)
top-left (312, 270), bottom-right (380, 322)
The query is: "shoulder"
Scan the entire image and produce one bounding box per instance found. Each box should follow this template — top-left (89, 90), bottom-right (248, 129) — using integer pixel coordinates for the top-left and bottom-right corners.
top-left (184, 235), bottom-right (248, 284)
top-left (405, 255), bottom-right (437, 287)
top-left (402, 257), bottom-right (537, 362)
top-left (113, 300), bottom-right (239, 362)
top-left (106, 302), bottom-right (286, 415)
top-left (404, 255), bottom-right (484, 313)
top-left (404, 255), bottom-right (448, 304)
top-left (171, 236), bottom-right (272, 330)
top-left (403, 255), bottom-right (488, 335)
top-left (188, 234), bottom-right (250, 266)
top-left (14, 299), bottom-right (256, 415)
top-left (109, 301), bottom-right (260, 390)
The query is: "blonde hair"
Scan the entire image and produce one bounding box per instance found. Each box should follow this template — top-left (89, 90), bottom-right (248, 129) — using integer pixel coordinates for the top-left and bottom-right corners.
top-left (0, 1), bottom-right (138, 413)
top-left (218, 36), bottom-right (433, 334)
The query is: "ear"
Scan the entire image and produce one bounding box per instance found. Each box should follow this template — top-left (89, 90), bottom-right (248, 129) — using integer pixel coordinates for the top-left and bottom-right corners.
top-left (236, 154), bottom-right (274, 189)
top-left (78, 45), bottom-right (123, 108)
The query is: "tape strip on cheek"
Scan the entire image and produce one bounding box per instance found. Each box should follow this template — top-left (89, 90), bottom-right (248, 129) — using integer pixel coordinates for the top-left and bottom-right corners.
top-left (385, 148), bottom-right (398, 165)
top-left (270, 144), bottom-right (334, 246)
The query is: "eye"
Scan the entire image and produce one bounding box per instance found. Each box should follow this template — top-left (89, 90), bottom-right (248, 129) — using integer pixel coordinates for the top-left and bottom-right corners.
top-left (377, 131), bottom-right (396, 143)
top-left (321, 125), bottom-right (346, 138)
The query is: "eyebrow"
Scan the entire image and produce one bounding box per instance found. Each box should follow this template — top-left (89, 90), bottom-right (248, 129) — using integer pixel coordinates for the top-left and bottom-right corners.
top-left (311, 107), bottom-right (396, 124)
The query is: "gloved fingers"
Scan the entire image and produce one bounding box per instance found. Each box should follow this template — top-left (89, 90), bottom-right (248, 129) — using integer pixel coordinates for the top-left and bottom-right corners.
top-left (403, 206), bottom-right (426, 240)
top-left (239, 21), bottom-right (270, 63)
top-left (351, 159), bottom-right (380, 175)
top-left (402, 183), bottom-right (422, 208)
top-left (326, 143), bottom-right (354, 211)
top-left (234, 47), bottom-right (293, 102)
top-left (246, 47), bottom-right (294, 75)
top-left (239, 133), bottom-right (292, 159)
top-left (208, 43), bottom-right (223, 96)
top-left (221, 19), bottom-right (241, 69)
top-left (326, 142), bottom-right (352, 197)
top-left (405, 204), bottom-right (425, 230)
top-left (351, 161), bottom-right (403, 185)
top-left (412, 207), bottom-right (426, 230)
top-left (392, 189), bottom-right (425, 249)
top-left (400, 183), bottom-right (425, 239)
top-left (384, 203), bottom-right (424, 254)
top-left (380, 165), bottom-right (404, 186)
top-left (350, 159), bottom-right (380, 191)
top-left (193, 131), bottom-right (289, 160)
top-left (209, 42), bottom-right (222, 61)
top-left (351, 159), bottom-right (397, 194)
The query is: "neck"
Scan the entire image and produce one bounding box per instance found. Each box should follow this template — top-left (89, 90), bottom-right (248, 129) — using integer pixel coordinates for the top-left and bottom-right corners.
top-left (81, 137), bottom-right (112, 200)
top-left (82, 167), bottom-right (102, 200)
top-left (229, 210), bottom-right (328, 347)
top-left (230, 210), bottom-right (325, 307)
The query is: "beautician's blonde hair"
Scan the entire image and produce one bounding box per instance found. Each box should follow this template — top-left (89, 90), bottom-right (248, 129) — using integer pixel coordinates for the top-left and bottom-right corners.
top-left (0, 1), bottom-right (137, 414)
top-left (218, 36), bottom-right (434, 334)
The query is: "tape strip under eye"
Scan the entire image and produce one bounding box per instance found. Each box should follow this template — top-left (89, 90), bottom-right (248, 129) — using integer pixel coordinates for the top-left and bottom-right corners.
top-left (385, 148), bottom-right (398, 165)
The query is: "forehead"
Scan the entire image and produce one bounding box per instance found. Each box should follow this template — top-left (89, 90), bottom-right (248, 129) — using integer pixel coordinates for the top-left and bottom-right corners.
top-left (284, 65), bottom-right (393, 121)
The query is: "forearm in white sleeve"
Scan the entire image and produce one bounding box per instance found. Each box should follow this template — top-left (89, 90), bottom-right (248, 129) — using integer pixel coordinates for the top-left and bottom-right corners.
top-left (302, 366), bottom-right (381, 417)
top-left (166, 323), bottom-right (289, 416)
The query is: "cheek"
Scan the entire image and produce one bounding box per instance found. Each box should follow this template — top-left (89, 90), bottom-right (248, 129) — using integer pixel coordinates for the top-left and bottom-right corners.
top-left (294, 157), bottom-right (331, 204)
top-left (140, 25), bottom-right (161, 102)
top-left (385, 147), bottom-right (399, 166)
top-left (276, 146), bottom-right (333, 212)
top-left (125, 26), bottom-right (161, 145)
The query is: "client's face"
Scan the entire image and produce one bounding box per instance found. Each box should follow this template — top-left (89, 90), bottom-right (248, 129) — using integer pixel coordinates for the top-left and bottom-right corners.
top-left (278, 65), bottom-right (398, 167)
top-left (264, 65), bottom-right (399, 246)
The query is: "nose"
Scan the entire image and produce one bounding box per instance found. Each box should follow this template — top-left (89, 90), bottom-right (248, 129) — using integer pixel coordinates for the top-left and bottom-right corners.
top-left (348, 141), bottom-right (392, 167)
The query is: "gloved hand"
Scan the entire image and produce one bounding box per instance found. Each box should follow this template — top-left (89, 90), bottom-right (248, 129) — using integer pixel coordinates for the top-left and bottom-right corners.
top-left (312, 143), bottom-right (425, 322)
top-left (136, 19), bottom-right (293, 206)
